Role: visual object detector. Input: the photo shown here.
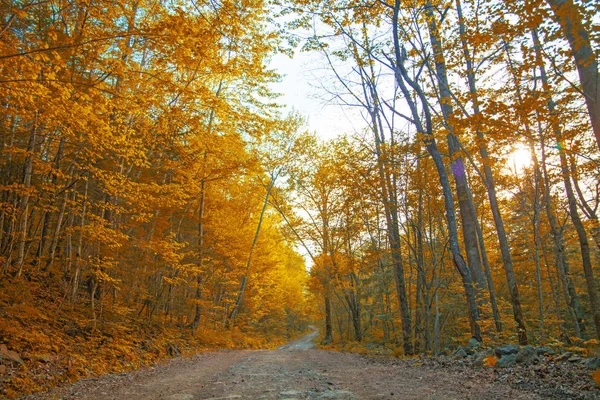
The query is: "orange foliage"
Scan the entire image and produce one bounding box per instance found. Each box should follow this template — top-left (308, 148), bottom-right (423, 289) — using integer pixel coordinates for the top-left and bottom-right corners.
top-left (593, 370), bottom-right (600, 387)
top-left (0, 0), bottom-right (311, 397)
top-left (484, 356), bottom-right (498, 368)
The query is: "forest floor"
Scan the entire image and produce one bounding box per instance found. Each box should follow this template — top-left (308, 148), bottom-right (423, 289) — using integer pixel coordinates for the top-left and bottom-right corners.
top-left (21, 331), bottom-right (600, 400)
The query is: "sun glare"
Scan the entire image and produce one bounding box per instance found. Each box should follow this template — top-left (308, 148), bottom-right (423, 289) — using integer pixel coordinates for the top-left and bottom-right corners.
top-left (507, 145), bottom-right (532, 175)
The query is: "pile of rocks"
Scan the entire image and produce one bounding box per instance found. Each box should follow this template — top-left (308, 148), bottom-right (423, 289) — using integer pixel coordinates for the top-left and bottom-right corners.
top-left (452, 340), bottom-right (600, 370)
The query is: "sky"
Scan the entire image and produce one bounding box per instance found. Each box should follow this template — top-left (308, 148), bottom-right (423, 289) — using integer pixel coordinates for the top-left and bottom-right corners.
top-left (268, 50), bottom-right (533, 173)
top-left (268, 51), bottom-right (365, 140)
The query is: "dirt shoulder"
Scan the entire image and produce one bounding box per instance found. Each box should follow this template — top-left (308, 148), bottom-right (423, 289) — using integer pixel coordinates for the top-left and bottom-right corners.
top-left (22, 350), bottom-right (249, 400)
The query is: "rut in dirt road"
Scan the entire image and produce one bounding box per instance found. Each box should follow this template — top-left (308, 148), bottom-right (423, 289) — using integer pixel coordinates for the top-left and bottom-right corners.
top-left (28, 331), bottom-right (540, 400)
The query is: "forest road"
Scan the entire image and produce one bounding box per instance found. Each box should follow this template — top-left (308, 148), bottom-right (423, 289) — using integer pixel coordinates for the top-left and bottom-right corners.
top-left (277, 326), bottom-right (318, 350)
top-left (29, 330), bottom-right (540, 400)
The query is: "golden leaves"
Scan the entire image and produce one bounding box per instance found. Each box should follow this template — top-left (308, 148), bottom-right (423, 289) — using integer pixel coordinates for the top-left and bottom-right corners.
top-left (484, 355), bottom-right (498, 367)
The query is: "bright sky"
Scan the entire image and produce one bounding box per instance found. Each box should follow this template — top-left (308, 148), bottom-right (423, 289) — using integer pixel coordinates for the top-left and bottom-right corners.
top-left (269, 51), bottom-right (364, 140)
top-left (269, 47), bottom-right (536, 176)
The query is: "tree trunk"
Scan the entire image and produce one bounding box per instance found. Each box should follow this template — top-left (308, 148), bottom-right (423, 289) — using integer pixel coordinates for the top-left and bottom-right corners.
top-left (16, 115), bottom-right (38, 277)
top-left (45, 189), bottom-right (68, 271)
top-left (390, 8), bottom-right (481, 340)
top-left (38, 137), bottom-right (65, 265)
top-left (557, 145), bottom-right (600, 338)
top-left (540, 136), bottom-right (585, 338)
top-left (474, 212), bottom-right (502, 332)
top-left (324, 292), bottom-right (333, 344)
top-left (570, 165), bottom-right (600, 252)
top-left (424, 4), bottom-right (488, 316)
top-left (545, 0), bottom-right (600, 152)
top-left (192, 177), bottom-right (206, 333)
top-left (530, 140), bottom-right (545, 336)
top-left (71, 178), bottom-right (88, 303)
top-left (456, 0), bottom-right (527, 341)
top-left (532, 28), bottom-right (600, 338)
top-left (434, 292), bottom-right (441, 355)
top-left (227, 175), bottom-right (276, 325)
top-left (362, 62), bottom-right (412, 354)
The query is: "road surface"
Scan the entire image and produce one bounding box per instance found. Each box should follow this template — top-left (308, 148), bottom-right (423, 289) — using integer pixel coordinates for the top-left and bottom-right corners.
top-left (28, 330), bottom-right (540, 399)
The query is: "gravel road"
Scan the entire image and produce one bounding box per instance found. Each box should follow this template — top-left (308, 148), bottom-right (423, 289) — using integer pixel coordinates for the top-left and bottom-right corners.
top-left (26, 331), bottom-right (541, 400)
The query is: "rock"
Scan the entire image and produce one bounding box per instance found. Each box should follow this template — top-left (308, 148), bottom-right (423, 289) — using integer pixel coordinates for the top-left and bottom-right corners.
top-left (318, 390), bottom-right (357, 400)
top-left (568, 356), bottom-right (583, 363)
top-left (585, 357), bottom-right (600, 369)
top-left (555, 352), bottom-right (573, 362)
top-left (0, 344), bottom-right (23, 365)
top-left (516, 345), bottom-right (538, 364)
top-left (454, 347), bottom-right (468, 359)
top-left (472, 355), bottom-right (486, 367)
top-left (495, 353), bottom-right (517, 368)
top-left (469, 338), bottom-right (481, 349)
top-left (536, 347), bottom-right (555, 356)
top-left (280, 390), bottom-right (303, 397)
top-left (438, 348), bottom-right (450, 356)
top-left (494, 344), bottom-right (520, 358)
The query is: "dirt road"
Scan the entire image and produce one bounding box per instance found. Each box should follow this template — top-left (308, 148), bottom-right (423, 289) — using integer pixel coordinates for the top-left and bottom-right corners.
top-left (28, 331), bottom-right (542, 400)
top-left (277, 327), bottom-right (318, 350)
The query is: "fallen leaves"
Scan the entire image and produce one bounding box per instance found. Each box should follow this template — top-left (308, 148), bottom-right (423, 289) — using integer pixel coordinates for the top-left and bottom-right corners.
top-left (484, 355), bottom-right (498, 367)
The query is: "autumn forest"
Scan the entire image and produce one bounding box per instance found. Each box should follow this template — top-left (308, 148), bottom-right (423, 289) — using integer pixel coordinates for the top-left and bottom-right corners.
top-left (0, 0), bottom-right (599, 396)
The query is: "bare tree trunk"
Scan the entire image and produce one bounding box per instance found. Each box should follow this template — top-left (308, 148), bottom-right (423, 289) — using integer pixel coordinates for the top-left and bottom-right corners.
top-left (424, 2), bottom-right (486, 301)
top-left (390, 8), bottom-right (481, 339)
top-left (570, 167), bottom-right (600, 251)
top-left (16, 114), bottom-right (38, 277)
top-left (0, 117), bottom-right (17, 270)
top-left (530, 141), bottom-right (545, 336)
top-left (532, 28), bottom-right (600, 338)
top-left (192, 177), bottom-right (206, 333)
top-left (540, 135), bottom-right (585, 338)
top-left (456, 0), bottom-right (528, 340)
top-left (557, 142), bottom-right (600, 338)
top-left (38, 137), bottom-right (65, 265)
top-left (45, 189), bottom-right (68, 271)
top-left (347, 274), bottom-right (362, 343)
top-left (71, 178), bottom-right (88, 303)
top-left (540, 223), bottom-right (568, 339)
top-left (227, 176), bottom-right (276, 325)
top-left (474, 213), bottom-right (502, 332)
top-left (324, 292), bottom-right (333, 344)
top-left (367, 101), bottom-right (412, 354)
top-left (546, 0), bottom-right (600, 152)
top-left (91, 278), bottom-right (98, 330)
top-left (414, 215), bottom-right (426, 352)
top-left (434, 292), bottom-right (441, 355)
